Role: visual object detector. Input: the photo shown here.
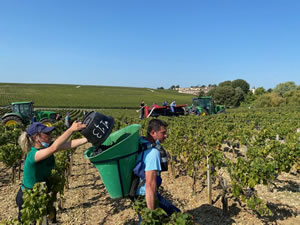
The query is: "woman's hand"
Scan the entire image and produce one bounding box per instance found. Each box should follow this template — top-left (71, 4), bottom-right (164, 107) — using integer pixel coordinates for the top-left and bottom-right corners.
top-left (70, 121), bottom-right (87, 132)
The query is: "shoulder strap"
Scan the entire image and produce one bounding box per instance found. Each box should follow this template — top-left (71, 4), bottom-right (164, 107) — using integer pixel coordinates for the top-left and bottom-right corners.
top-left (139, 137), bottom-right (156, 151)
top-left (21, 183), bottom-right (33, 190)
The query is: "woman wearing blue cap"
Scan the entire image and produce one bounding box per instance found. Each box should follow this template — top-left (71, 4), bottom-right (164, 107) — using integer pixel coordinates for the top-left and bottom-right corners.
top-left (16, 121), bottom-right (87, 222)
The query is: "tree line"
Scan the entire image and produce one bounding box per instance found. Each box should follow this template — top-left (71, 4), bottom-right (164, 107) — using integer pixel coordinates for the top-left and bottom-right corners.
top-left (197, 80), bottom-right (300, 108)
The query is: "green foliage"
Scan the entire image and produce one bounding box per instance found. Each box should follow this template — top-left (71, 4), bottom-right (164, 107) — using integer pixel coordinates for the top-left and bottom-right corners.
top-left (48, 167), bottom-right (66, 201)
top-left (251, 87), bottom-right (300, 108)
top-left (232, 87), bottom-right (245, 107)
top-left (0, 124), bottom-right (22, 146)
top-left (133, 197), bottom-right (193, 225)
top-left (51, 121), bottom-right (65, 138)
top-left (168, 212), bottom-right (193, 225)
top-left (0, 124), bottom-right (23, 168)
top-left (163, 108), bottom-right (300, 216)
top-left (273, 81), bottom-right (297, 95)
top-left (246, 196), bottom-right (272, 216)
top-left (21, 182), bottom-right (50, 225)
top-left (218, 80), bottom-right (232, 87)
top-left (254, 87), bottom-right (266, 96)
top-left (198, 90), bottom-right (205, 97)
top-left (284, 90), bottom-right (300, 106)
top-left (210, 80), bottom-right (249, 107)
top-left (0, 219), bottom-right (21, 225)
top-left (254, 93), bottom-right (285, 107)
top-left (0, 143), bottom-right (23, 167)
top-left (212, 85), bottom-right (235, 106)
top-left (0, 83), bottom-right (192, 108)
top-left (206, 87), bottom-right (216, 97)
top-left (232, 79), bottom-right (250, 94)
top-left (240, 91), bottom-right (256, 106)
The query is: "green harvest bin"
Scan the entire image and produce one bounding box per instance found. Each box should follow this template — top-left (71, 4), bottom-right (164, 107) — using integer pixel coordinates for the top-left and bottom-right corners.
top-left (84, 124), bottom-right (141, 199)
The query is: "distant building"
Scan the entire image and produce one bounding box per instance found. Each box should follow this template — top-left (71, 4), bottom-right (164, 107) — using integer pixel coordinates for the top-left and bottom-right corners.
top-left (175, 87), bottom-right (213, 96)
top-left (250, 87), bottom-right (255, 94)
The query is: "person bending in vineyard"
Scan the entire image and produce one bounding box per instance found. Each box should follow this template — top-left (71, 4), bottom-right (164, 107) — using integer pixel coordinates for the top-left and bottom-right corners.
top-left (64, 112), bottom-right (71, 129)
top-left (16, 121), bottom-right (87, 222)
top-left (139, 100), bottom-right (145, 119)
top-left (135, 119), bottom-right (180, 224)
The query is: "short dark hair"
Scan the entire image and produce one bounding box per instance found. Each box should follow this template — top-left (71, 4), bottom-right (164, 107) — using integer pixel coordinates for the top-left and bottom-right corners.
top-left (147, 119), bottom-right (168, 136)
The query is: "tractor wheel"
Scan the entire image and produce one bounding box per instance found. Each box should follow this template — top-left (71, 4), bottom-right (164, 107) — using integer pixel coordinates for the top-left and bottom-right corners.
top-left (201, 109), bottom-right (209, 116)
top-left (40, 119), bottom-right (53, 127)
top-left (2, 116), bottom-right (23, 126)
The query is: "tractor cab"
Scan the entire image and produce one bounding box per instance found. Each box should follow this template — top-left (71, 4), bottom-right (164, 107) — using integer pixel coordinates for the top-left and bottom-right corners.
top-left (191, 97), bottom-right (225, 115)
top-left (192, 97), bottom-right (215, 115)
top-left (11, 101), bottom-right (34, 121)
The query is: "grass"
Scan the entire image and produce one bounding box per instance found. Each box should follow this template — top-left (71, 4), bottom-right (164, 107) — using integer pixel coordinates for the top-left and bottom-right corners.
top-left (0, 83), bottom-right (194, 109)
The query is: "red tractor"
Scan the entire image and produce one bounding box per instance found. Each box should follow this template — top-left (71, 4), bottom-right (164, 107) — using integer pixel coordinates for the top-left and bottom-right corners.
top-left (144, 104), bottom-right (187, 118)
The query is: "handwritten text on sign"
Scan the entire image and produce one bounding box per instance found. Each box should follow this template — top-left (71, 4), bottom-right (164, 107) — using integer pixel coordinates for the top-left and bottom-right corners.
top-left (93, 120), bottom-right (109, 139)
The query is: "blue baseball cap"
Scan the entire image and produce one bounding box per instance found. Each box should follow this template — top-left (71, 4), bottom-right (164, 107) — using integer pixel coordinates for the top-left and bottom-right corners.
top-left (26, 122), bottom-right (55, 137)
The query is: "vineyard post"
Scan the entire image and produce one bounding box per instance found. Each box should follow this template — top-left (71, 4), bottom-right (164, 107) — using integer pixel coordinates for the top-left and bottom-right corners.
top-left (207, 156), bottom-right (212, 205)
top-left (11, 165), bottom-right (16, 184)
top-left (64, 169), bottom-right (69, 189)
top-left (170, 160), bottom-right (176, 179)
top-left (41, 215), bottom-right (48, 225)
top-left (220, 178), bottom-right (228, 216)
top-left (192, 164), bottom-right (197, 195)
top-left (58, 196), bottom-right (64, 210)
top-left (18, 161), bottom-right (22, 180)
top-left (69, 153), bottom-right (73, 177)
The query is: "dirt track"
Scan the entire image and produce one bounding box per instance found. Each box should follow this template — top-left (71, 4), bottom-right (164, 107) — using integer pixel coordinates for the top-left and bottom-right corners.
top-left (0, 144), bottom-right (299, 224)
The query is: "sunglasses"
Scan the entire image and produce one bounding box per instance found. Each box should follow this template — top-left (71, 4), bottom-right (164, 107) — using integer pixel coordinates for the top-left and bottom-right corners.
top-left (40, 132), bottom-right (52, 136)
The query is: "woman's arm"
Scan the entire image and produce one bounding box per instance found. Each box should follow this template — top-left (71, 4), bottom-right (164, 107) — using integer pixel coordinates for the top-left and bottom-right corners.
top-left (34, 121), bottom-right (87, 162)
top-left (58, 137), bottom-right (88, 150)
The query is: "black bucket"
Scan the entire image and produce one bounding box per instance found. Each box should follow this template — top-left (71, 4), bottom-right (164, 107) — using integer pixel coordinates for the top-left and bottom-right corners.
top-left (81, 111), bottom-right (115, 149)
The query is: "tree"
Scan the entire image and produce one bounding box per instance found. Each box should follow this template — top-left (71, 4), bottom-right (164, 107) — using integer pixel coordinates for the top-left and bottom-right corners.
top-left (175, 85), bottom-right (180, 88)
top-left (273, 81), bottom-right (297, 95)
top-left (283, 90), bottom-right (300, 106)
top-left (254, 87), bottom-right (266, 96)
top-left (198, 90), bottom-right (205, 97)
top-left (157, 87), bottom-right (164, 90)
top-left (242, 91), bottom-right (256, 105)
top-left (232, 79), bottom-right (250, 94)
top-left (169, 85), bottom-right (176, 90)
top-left (213, 86), bottom-right (235, 106)
top-left (254, 93), bottom-right (285, 107)
top-left (219, 81), bottom-right (232, 87)
top-left (231, 87), bottom-right (245, 107)
top-left (206, 87), bottom-right (216, 97)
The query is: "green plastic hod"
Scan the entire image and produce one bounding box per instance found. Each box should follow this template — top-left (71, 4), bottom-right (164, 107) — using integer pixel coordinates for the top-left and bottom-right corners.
top-left (84, 124), bottom-right (141, 199)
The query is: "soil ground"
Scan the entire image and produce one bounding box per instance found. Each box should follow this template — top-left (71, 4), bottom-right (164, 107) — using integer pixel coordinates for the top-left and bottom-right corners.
top-left (0, 144), bottom-right (299, 225)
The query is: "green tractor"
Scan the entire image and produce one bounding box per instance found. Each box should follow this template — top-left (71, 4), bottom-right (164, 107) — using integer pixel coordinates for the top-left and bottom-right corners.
top-left (188, 97), bottom-right (225, 115)
top-left (1, 101), bottom-right (57, 127)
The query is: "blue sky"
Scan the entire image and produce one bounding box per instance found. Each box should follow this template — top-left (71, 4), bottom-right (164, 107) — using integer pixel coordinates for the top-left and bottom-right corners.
top-left (0, 0), bottom-right (299, 89)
